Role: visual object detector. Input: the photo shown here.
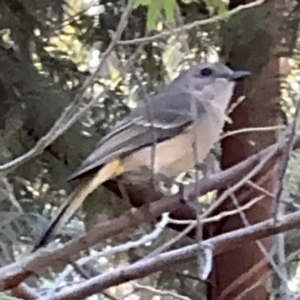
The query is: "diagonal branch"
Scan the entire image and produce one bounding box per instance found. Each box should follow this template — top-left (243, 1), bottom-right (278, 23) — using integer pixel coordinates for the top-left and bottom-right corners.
top-left (36, 207), bottom-right (300, 300)
top-left (0, 134), bottom-right (300, 291)
top-left (0, 0), bottom-right (133, 177)
top-left (117, 0), bottom-right (265, 45)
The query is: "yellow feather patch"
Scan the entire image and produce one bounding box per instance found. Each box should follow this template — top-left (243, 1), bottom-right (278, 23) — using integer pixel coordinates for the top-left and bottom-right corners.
top-left (95, 159), bottom-right (124, 184)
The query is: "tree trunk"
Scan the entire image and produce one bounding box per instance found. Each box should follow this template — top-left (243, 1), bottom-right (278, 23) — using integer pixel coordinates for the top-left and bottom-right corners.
top-left (207, 0), bottom-right (286, 299)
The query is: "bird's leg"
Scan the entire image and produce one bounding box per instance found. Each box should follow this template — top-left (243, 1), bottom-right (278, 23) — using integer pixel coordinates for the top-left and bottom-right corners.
top-left (139, 175), bottom-right (166, 224)
top-left (178, 182), bottom-right (188, 203)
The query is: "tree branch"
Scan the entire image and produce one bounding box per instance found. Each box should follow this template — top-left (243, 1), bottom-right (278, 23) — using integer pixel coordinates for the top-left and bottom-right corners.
top-left (11, 283), bottom-right (38, 300)
top-left (0, 0), bottom-right (133, 177)
top-left (38, 208), bottom-right (300, 300)
top-left (117, 0), bottom-right (265, 45)
top-left (0, 134), bottom-right (299, 291)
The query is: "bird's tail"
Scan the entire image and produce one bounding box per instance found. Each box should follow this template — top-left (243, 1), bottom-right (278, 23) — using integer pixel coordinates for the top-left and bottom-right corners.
top-left (33, 159), bottom-right (124, 251)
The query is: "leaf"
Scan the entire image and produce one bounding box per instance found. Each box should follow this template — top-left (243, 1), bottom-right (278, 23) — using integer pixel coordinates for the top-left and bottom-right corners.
top-left (135, 0), bottom-right (177, 29)
top-left (205, 0), bottom-right (228, 16)
top-left (163, 0), bottom-right (176, 23)
top-left (133, 0), bottom-right (149, 8)
top-left (147, 0), bottom-right (161, 30)
top-left (134, 0), bottom-right (150, 5)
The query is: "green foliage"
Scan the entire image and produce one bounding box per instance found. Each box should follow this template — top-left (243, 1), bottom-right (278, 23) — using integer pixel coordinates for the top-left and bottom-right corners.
top-left (0, 0), bottom-right (298, 298)
top-left (0, 0), bottom-right (236, 262)
top-left (135, 0), bottom-right (228, 30)
top-left (205, 0), bottom-right (228, 15)
top-left (147, 0), bottom-right (161, 30)
top-left (135, 0), bottom-right (176, 30)
top-left (163, 0), bottom-right (176, 24)
top-left (0, 0), bottom-right (213, 260)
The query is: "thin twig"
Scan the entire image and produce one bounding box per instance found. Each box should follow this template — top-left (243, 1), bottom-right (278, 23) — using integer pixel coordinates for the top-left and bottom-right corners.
top-left (29, 208), bottom-right (300, 300)
top-left (62, 261), bottom-right (122, 300)
top-left (233, 266), bottom-right (271, 300)
top-left (1, 135), bottom-right (300, 290)
top-left (51, 4), bottom-right (100, 35)
top-left (11, 283), bottom-right (38, 300)
top-left (221, 125), bottom-right (285, 140)
top-left (201, 144), bottom-right (278, 219)
top-left (168, 3), bottom-right (205, 280)
top-left (145, 195), bottom-right (263, 261)
top-left (274, 97), bottom-right (300, 222)
top-left (229, 193), bottom-right (289, 285)
top-left (44, 213), bottom-right (169, 299)
top-left (133, 283), bottom-right (192, 300)
top-left (117, 0), bottom-right (265, 45)
top-left (169, 196), bottom-right (264, 226)
top-left (276, 229), bottom-right (289, 294)
top-left (246, 180), bottom-right (276, 198)
top-left (0, 0), bottom-right (133, 177)
top-left (0, 177), bottom-right (23, 213)
top-left (131, 70), bottom-right (157, 191)
top-left (145, 221), bottom-right (195, 259)
top-left (167, 146), bottom-right (279, 247)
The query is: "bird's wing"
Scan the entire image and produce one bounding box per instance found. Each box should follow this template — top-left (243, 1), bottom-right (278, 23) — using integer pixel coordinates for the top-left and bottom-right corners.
top-left (68, 90), bottom-right (208, 181)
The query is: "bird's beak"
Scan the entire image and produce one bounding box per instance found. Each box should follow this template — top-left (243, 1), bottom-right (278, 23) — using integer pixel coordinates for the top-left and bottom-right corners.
top-left (230, 70), bottom-right (250, 81)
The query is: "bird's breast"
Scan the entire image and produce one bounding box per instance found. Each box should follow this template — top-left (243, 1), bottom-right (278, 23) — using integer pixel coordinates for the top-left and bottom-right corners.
top-left (122, 107), bottom-right (226, 179)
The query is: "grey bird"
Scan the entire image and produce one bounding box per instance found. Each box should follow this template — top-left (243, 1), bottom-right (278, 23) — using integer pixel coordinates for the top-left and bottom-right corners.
top-left (34, 62), bottom-right (249, 250)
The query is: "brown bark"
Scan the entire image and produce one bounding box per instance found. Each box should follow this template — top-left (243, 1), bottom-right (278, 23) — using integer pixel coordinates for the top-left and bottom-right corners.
top-left (3, 133), bottom-right (300, 292)
top-left (207, 0), bottom-right (286, 299)
top-left (4, 193), bottom-right (300, 297)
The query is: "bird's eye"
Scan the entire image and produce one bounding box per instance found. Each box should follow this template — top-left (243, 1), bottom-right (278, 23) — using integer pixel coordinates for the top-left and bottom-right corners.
top-left (200, 68), bottom-right (213, 77)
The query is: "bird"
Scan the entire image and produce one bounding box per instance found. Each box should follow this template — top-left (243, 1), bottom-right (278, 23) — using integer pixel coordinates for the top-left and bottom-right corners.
top-left (33, 62), bottom-right (249, 250)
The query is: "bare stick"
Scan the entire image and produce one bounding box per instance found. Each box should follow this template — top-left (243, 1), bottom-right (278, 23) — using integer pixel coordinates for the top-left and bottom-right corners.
top-left (274, 97), bottom-right (300, 221)
top-left (0, 0), bottom-right (133, 177)
top-left (1, 134), bottom-right (300, 290)
top-left (117, 0), bottom-right (265, 46)
top-left (32, 208), bottom-right (300, 300)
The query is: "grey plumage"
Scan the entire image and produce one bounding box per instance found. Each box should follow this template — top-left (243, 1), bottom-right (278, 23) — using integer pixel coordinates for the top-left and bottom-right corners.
top-left (69, 62), bottom-right (247, 181)
top-left (34, 62), bottom-right (249, 250)
top-left (69, 91), bottom-right (207, 180)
